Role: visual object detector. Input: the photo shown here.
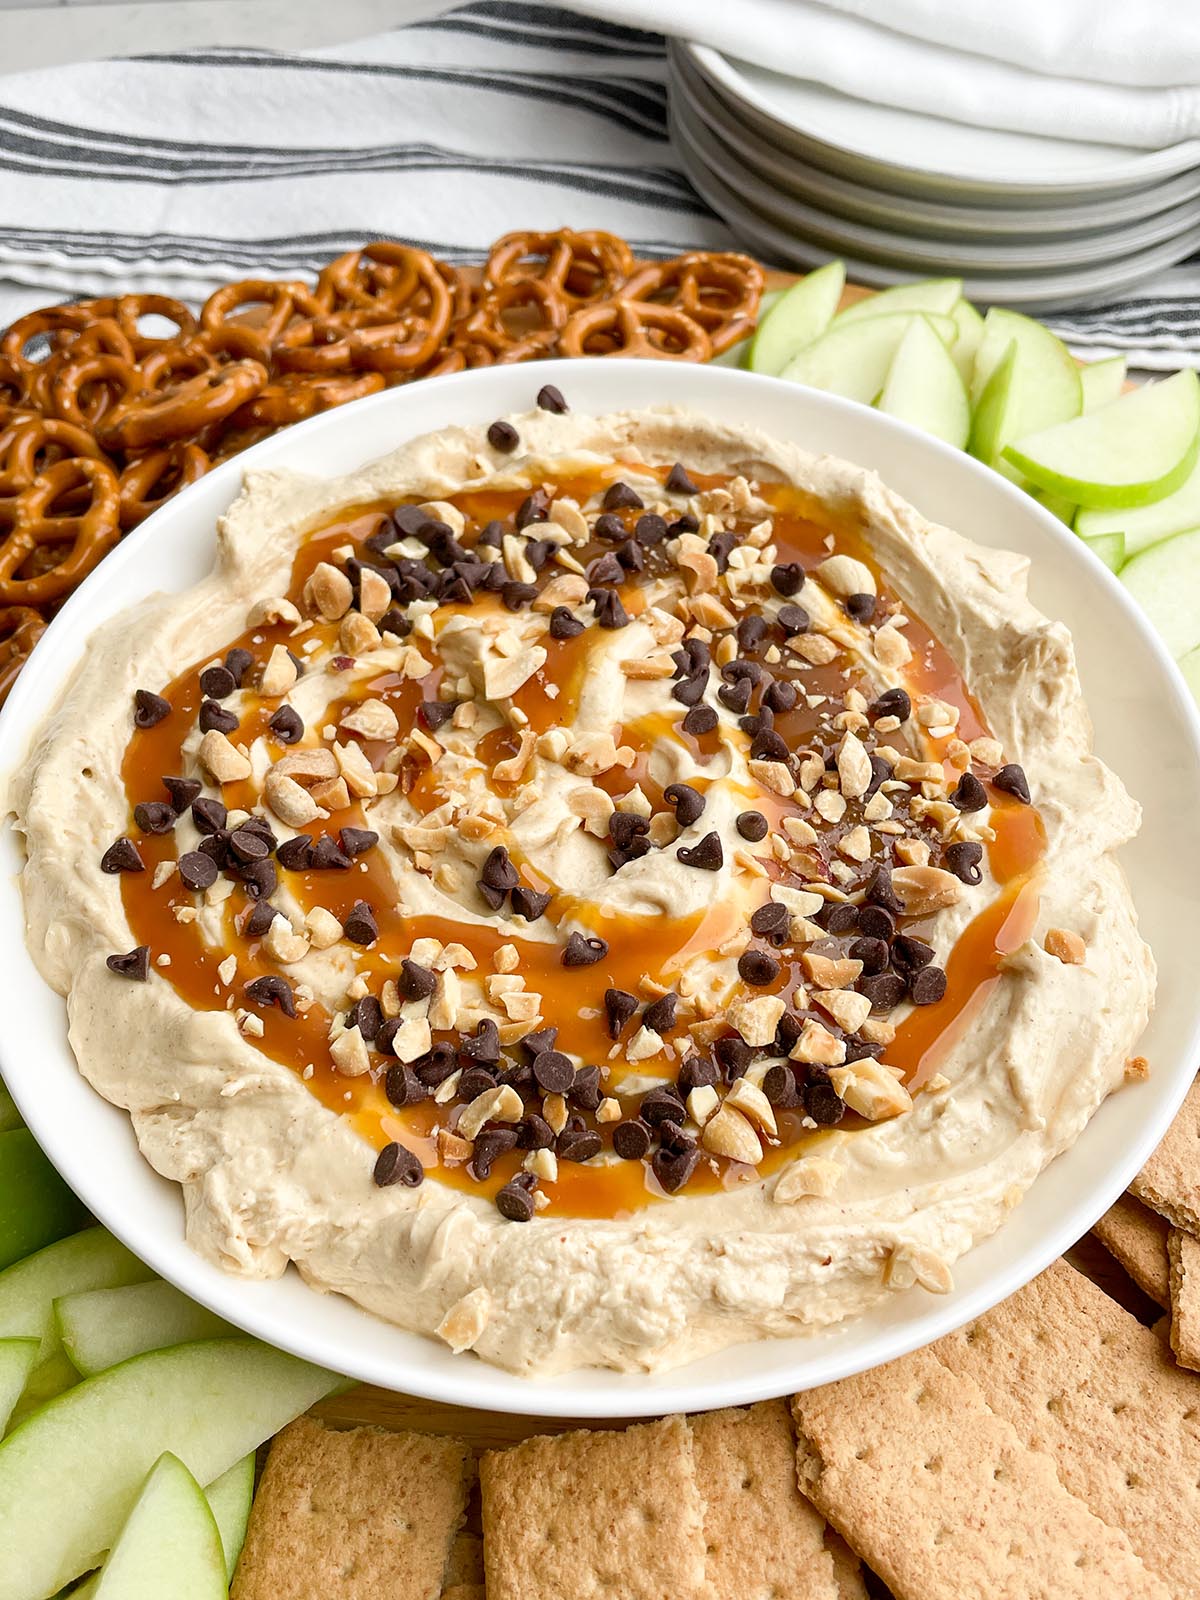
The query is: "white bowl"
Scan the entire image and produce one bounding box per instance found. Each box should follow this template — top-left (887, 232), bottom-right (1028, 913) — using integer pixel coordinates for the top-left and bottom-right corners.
top-left (2, 359), bottom-right (1198, 1419)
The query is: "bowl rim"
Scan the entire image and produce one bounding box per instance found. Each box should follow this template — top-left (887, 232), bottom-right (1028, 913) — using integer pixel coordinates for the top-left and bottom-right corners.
top-left (2, 356), bottom-right (1198, 1417)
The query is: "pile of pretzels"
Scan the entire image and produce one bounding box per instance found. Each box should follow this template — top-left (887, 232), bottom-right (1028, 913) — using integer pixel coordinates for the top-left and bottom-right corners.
top-left (0, 229), bottom-right (765, 704)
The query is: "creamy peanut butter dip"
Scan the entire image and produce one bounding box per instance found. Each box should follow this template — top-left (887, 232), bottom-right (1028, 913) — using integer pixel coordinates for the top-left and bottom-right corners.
top-left (7, 392), bottom-right (1154, 1374)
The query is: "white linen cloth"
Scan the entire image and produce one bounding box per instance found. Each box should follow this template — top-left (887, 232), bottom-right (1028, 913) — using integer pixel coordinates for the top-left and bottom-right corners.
top-left (573, 0), bottom-right (1200, 149)
top-left (0, 1), bottom-right (1196, 367)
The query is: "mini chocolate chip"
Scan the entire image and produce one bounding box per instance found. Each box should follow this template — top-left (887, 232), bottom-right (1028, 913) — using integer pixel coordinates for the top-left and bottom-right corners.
top-left (502, 580), bottom-right (538, 611)
top-left (245, 974), bottom-right (295, 1016)
top-left (672, 672), bottom-right (709, 709)
top-left (681, 705), bottom-right (718, 736)
top-left (516, 488), bottom-right (550, 529)
top-left (505, 885), bottom-right (549, 923)
top-left (763, 679), bottom-right (798, 713)
top-left (521, 1028), bottom-right (557, 1061)
top-left (244, 899), bottom-right (278, 937)
top-left (677, 831), bottom-right (723, 872)
top-left (101, 837), bottom-right (144, 874)
top-left (994, 762), bottom-right (1031, 804)
top-left (738, 948), bottom-right (780, 986)
top-left (197, 832), bottom-right (230, 869)
top-left (671, 512), bottom-right (700, 534)
top-left (199, 700), bottom-right (237, 735)
top-left (859, 972), bottom-right (907, 1011)
top-left (229, 827), bottom-right (269, 863)
top-left (910, 965), bottom-right (948, 1005)
top-left (708, 529), bottom-right (737, 571)
top-left (133, 689), bottom-right (170, 728)
top-left (665, 462), bottom-right (698, 494)
top-left (653, 1144), bottom-right (700, 1194)
top-left (133, 801), bottom-right (176, 835)
top-left (604, 988), bottom-right (639, 1039)
top-left (373, 1141), bottom-right (423, 1188)
top-left (339, 826), bottom-right (378, 858)
top-left (802, 1066), bottom-right (845, 1126)
top-left (199, 664), bottom-right (236, 699)
top-left (945, 840), bottom-right (984, 885)
top-left (276, 834), bottom-right (314, 871)
top-left (663, 782), bottom-right (705, 827)
top-left (844, 1039), bottom-right (884, 1064)
top-left (487, 418), bottom-right (519, 453)
top-left (634, 512), bottom-right (669, 546)
top-left (240, 859), bottom-right (277, 900)
top-left (348, 996), bottom-right (383, 1042)
top-left (640, 1085), bottom-right (685, 1127)
top-left (749, 901), bottom-right (789, 943)
top-left (587, 587), bottom-right (629, 629)
top-left (844, 592), bottom-right (876, 623)
top-left (106, 945), bottom-right (149, 981)
top-left (866, 754), bottom-right (892, 800)
top-left (587, 551), bottom-right (625, 586)
top-left (736, 810), bottom-right (769, 842)
top-left (642, 993), bottom-right (677, 1033)
top-left (951, 772), bottom-right (988, 812)
top-left (657, 1118), bottom-right (694, 1155)
top-left (751, 727), bottom-right (789, 763)
top-left (865, 863), bottom-right (903, 915)
top-left (762, 1063), bottom-right (800, 1108)
top-left (717, 678), bottom-right (752, 714)
top-left (473, 1126), bottom-right (519, 1180)
top-left (496, 1180), bottom-right (536, 1221)
top-left (463, 1017), bottom-right (501, 1064)
top-left (715, 1036), bottom-right (756, 1081)
top-left (177, 850), bottom-right (218, 891)
top-left (673, 1063), bottom-right (716, 1106)
top-left (549, 606), bottom-right (585, 641)
top-left (478, 882), bottom-right (506, 911)
top-left (268, 705), bottom-right (303, 744)
top-left (612, 1118), bottom-right (652, 1160)
top-left (310, 835), bottom-right (351, 870)
top-left (570, 1065), bottom-right (602, 1111)
top-left (342, 900), bottom-right (378, 946)
top-left (869, 686), bottom-right (911, 723)
top-left (849, 936), bottom-right (889, 974)
top-left (536, 383), bottom-right (568, 414)
top-left (419, 699), bottom-right (455, 733)
top-left (162, 776), bottom-right (201, 810)
top-left (777, 603), bottom-right (810, 636)
top-left (856, 905), bottom-right (893, 940)
top-left (532, 1049), bottom-right (574, 1094)
top-left (603, 480), bottom-right (643, 511)
top-left (562, 931), bottom-right (608, 967)
top-left (737, 619), bottom-right (769, 657)
top-left (457, 1066), bottom-right (498, 1101)
top-left (592, 512), bottom-right (625, 542)
top-left (398, 958), bottom-right (437, 1001)
top-left (224, 647), bottom-right (254, 685)
top-left (481, 846), bottom-right (519, 893)
top-left (775, 1012), bottom-right (803, 1056)
top-left (611, 813), bottom-right (651, 851)
top-left (412, 1040), bottom-right (457, 1083)
top-left (525, 538), bottom-right (556, 572)
top-left (771, 562), bottom-right (805, 597)
top-left (558, 1127), bottom-right (602, 1163)
top-left (517, 1113), bottom-right (555, 1151)
top-left (892, 934), bottom-right (935, 971)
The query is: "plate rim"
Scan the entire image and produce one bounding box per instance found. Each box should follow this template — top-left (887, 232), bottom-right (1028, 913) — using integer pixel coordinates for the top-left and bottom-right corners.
top-left (2, 357), bottom-right (1199, 1417)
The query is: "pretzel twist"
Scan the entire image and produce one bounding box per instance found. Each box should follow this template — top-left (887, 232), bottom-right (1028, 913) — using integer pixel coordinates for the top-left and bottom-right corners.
top-left (0, 457), bottom-right (121, 604)
top-left (558, 299), bottom-right (712, 361)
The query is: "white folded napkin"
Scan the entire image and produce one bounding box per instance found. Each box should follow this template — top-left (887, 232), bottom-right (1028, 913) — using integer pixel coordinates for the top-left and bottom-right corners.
top-left (574, 0), bottom-right (1200, 148)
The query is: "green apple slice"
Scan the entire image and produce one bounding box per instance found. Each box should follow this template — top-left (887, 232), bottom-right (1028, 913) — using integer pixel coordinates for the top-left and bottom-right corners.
top-left (1080, 354), bottom-right (1127, 413)
top-left (0, 1079), bottom-right (20, 1133)
top-left (0, 1128), bottom-right (89, 1271)
top-left (834, 276), bottom-right (963, 325)
top-left (1005, 369), bottom-right (1200, 509)
top-left (1032, 487), bottom-right (1076, 525)
top-left (947, 297), bottom-right (984, 384)
top-left (746, 264), bottom-right (844, 375)
top-left (206, 1453), bottom-right (255, 1578)
top-left (781, 311), bottom-right (956, 404)
top-left (1179, 643), bottom-right (1200, 704)
top-left (92, 1452), bottom-right (226, 1600)
top-left (56, 1279), bottom-right (234, 1376)
top-left (968, 309), bottom-right (1082, 476)
top-left (0, 1339), bottom-right (37, 1434)
top-left (1075, 449), bottom-right (1200, 559)
top-left (1081, 530), bottom-right (1126, 572)
top-left (877, 314), bottom-right (969, 448)
top-left (1119, 524), bottom-right (1200, 658)
top-left (0, 1337), bottom-right (346, 1600)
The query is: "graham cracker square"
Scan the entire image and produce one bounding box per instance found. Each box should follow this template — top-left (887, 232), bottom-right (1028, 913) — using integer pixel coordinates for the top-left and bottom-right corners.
top-left (1092, 1191), bottom-right (1170, 1305)
top-left (1168, 1227), bottom-right (1200, 1371)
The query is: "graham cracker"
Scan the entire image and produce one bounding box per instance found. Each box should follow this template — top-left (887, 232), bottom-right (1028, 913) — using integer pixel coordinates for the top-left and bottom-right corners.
top-left (824, 1531), bottom-right (868, 1600)
top-left (689, 1399), bottom-right (839, 1600)
top-left (1131, 1073), bottom-right (1200, 1232)
top-left (1168, 1227), bottom-right (1200, 1372)
top-left (792, 1346), bottom-right (1168, 1599)
top-left (231, 1417), bottom-right (473, 1600)
top-left (1092, 1192), bottom-right (1171, 1305)
top-left (480, 1414), bottom-right (706, 1600)
top-left (935, 1258), bottom-right (1200, 1596)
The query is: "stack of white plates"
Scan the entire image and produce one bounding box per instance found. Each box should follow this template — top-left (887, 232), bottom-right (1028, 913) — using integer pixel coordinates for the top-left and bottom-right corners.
top-left (670, 42), bottom-right (1200, 311)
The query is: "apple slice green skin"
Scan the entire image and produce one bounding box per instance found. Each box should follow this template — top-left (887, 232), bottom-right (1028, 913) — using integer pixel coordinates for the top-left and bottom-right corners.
top-left (834, 276), bottom-right (962, 325)
top-left (1080, 354), bottom-right (1127, 413)
top-left (56, 1279), bottom-right (235, 1377)
top-left (92, 1452), bottom-right (226, 1600)
top-left (0, 1339), bottom-right (37, 1435)
top-left (206, 1452), bottom-right (255, 1579)
top-left (1005, 369), bottom-right (1200, 510)
top-left (781, 310), bottom-right (956, 405)
top-left (0, 1128), bottom-right (89, 1272)
top-left (1075, 448), bottom-right (1200, 559)
top-left (0, 1226), bottom-right (152, 1376)
top-left (1119, 525), bottom-right (1200, 660)
top-left (1081, 530), bottom-right (1126, 573)
top-left (968, 310), bottom-right (1082, 479)
top-left (877, 315), bottom-right (970, 449)
top-left (947, 297), bottom-right (984, 385)
top-left (745, 264), bottom-right (844, 375)
top-left (0, 1078), bottom-right (20, 1133)
top-left (0, 1336), bottom-right (348, 1600)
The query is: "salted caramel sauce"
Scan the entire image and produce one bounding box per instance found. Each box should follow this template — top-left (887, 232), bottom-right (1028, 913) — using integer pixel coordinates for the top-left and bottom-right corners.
top-left (118, 465), bottom-right (1045, 1219)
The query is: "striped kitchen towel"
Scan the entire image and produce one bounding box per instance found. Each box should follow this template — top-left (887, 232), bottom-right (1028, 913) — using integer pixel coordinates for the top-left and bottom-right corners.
top-left (0, 0), bottom-right (1196, 369)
